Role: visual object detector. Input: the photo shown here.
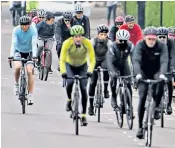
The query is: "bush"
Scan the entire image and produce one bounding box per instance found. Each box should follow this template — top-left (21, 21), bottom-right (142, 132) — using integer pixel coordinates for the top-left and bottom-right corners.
top-left (126, 1), bottom-right (138, 19)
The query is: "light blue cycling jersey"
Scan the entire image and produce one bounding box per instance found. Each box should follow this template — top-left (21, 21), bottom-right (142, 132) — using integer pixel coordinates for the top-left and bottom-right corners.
top-left (10, 25), bottom-right (38, 57)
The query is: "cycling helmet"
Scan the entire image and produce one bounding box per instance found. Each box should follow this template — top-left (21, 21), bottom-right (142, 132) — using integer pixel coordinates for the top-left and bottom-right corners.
top-left (116, 29), bottom-right (130, 40)
top-left (70, 25), bottom-right (84, 36)
top-left (157, 27), bottom-right (168, 36)
top-left (63, 12), bottom-right (73, 19)
top-left (97, 24), bottom-right (109, 34)
top-left (144, 26), bottom-right (157, 36)
top-left (30, 9), bottom-right (37, 18)
top-left (46, 12), bottom-right (55, 20)
top-left (37, 9), bottom-right (46, 17)
top-left (115, 16), bottom-right (124, 23)
top-left (168, 26), bottom-right (175, 35)
top-left (75, 5), bottom-right (83, 12)
top-left (125, 15), bottom-right (135, 23)
top-left (19, 16), bottom-right (31, 25)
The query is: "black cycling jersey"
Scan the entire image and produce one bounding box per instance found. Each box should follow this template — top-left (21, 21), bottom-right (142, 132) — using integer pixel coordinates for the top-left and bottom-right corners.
top-left (74, 15), bottom-right (90, 39)
top-left (133, 40), bottom-right (168, 76)
top-left (106, 41), bottom-right (133, 73)
top-left (167, 38), bottom-right (175, 69)
top-left (109, 26), bottom-right (119, 41)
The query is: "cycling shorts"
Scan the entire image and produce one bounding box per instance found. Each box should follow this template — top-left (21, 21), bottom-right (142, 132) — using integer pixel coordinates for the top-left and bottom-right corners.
top-left (14, 51), bottom-right (33, 65)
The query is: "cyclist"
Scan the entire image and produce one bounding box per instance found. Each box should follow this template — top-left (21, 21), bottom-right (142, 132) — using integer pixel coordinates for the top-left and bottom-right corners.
top-left (55, 12), bottom-right (75, 71)
top-left (32, 9), bottom-right (46, 26)
top-left (9, 1), bottom-right (25, 26)
top-left (168, 26), bottom-right (175, 41)
top-left (36, 12), bottom-right (55, 73)
top-left (106, 29), bottom-right (134, 109)
top-left (156, 27), bottom-right (175, 115)
top-left (29, 9), bottom-right (37, 19)
top-left (26, 1), bottom-right (38, 15)
top-left (74, 4), bottom-right (91, 39)
top-left (109, 16), bottom-right (125, 41)
top-left (88, 24), bottom-right (113, 116)
top-left (8, 16), bottom-right (37, 105)
top-left (60, 25), bottom-right (95, 125)
top-left (133, 26), bottom-right (168, 139)
top-left (120, 15), bottom-right (143, 46)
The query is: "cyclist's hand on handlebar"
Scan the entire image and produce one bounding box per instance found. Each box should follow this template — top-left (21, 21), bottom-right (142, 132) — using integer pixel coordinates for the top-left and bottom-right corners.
top-left (86, 72), bottom-right (93, 78)
top-left (61, 73), bottom-right (67, 79)
top-left (159, 74), bottom-right (168, 81)
top-left (32, 57), bottom-right (38, 61)
top-left (111, 72), bottom-right (118, 79)
top-left (136, 74), bottom-right (142, 81)
top-left (8, 56), bottom-right (13, 62)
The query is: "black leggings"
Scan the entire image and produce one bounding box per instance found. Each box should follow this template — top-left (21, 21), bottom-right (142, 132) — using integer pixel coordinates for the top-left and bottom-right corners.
top-left (66, 63), bottom-right (88, 114)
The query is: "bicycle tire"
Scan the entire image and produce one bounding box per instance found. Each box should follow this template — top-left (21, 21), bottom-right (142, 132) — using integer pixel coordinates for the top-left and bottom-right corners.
top-left (75, 112), bottom-right (79, 135)
top-left (160, 102), bottom-right (164, 128)
top-left (124, 88), bottom-right (133, 130)
top-left (115, 87), bottom-right (123, 128)
top-left (44, 51), bottom-right (51, 81)
top-left (19, 74), bottom-right (26, 114)
top-left (39, 67), bottom-right (44, 80)
top-left (97, 82), bottom-right (102, 122)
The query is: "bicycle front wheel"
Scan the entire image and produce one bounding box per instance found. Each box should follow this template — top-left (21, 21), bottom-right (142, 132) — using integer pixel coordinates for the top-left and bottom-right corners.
top-left (160, 102), bottom-right (164, 128)
top-left (19, 75), bottom-right (26, 114)
top-left (124, 88), bottom-right (133, 130)
top-left (115, 87), bottom-right (123, 128)
top-left (75, 112), bottom-right (79, 135)
top-left (44, 51), bottom-right (51, 81)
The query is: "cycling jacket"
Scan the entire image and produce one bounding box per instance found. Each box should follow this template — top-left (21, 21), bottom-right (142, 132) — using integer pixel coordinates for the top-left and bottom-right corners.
top-left (74, 15), bottom-right (91, 39)
top-left (36, 21), bottom-right (55, 38)
top-left (167, 38), bottom-right (175, 69)
top-left (55, 18), bottom-right (75, 44)
top-left (106, 41), bottom-right (134, 73)
top-left (32, 16), bottom-right (41, 26)
top-left (10, 25), bottom-right (38, 57)
top-left (120, 23), bottom-right (143, 46)
top-left (26, 1), bottom-right (38, 13)
top-left (109, 26), bottom-right (119, 41)
top-left (133, 40), bottom-right (168, 76)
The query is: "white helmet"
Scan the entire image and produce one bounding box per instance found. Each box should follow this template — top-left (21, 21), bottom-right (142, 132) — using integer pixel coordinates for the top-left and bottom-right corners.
top-left (116, 29), bottom-right (130, 40)
top-left (37, 9), bottom-right (46, 17)
top-left (75, 5), bottom-right (83, 12)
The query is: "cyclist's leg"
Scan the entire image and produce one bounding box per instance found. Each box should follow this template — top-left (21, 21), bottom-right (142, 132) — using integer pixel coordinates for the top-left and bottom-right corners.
top-left (25, 53), bottom-right (34, 104)
top-left (101, 60), bottom-right (109, 98)
top-left (107, 6), bottom-right (112, 26)
top-left (37, 39), bottom-right (44, 65)
top-left (137, 81), bottom-right (148, 138)
top-left (110, 76), bottom-right (117, 108)
top-left (167, 74), bottom-right (173, 114)
top-left (56, 44), bottom-right (62, 71)
top-left (65, 63), bottom-right (75, 111)
top-left (46, 39), bottom-right (54, 71)
top-left (13, 52), bottom-right (22, 95)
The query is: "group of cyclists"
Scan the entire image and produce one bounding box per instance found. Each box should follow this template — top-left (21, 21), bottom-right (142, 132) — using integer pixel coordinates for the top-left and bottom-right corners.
top-left (8, 1), bottom-right (175, 140)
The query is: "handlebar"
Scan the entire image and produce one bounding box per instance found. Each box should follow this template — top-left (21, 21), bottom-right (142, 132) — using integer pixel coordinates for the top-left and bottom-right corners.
top-left (118, 75), bottom-right (135, 79)
top-left (139, 79), bottom-right (164, 84)
top-left (38, 37), bottom-right (55, 42)
top-left (94, 66), bottom-right (108, 72)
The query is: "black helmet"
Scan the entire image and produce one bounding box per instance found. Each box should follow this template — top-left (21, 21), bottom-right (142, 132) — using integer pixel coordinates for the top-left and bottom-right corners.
top-left (46, 12), bottom-right (55, 20)
top-left (157, 27), bottom-right (168, 36)
top-left (168, 26), bottom-right (175, 35)
top-left (63, 12), bottom-right (73, 19)
top-left (30, 9), bottom-right (37, 18)
top-left (19, 16), bottom-right (31, 25)
top-left (97, 24), bottom-right (109, 34)
top-left (125, 15), bottom-right (135, 22)
top-left (144, 26), bottom-right (157, 36)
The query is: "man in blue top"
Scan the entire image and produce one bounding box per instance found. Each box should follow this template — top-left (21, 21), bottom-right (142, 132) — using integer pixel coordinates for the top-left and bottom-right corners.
top-left (9, 16), bottom-right (38, 105)
top-left (36, 12), bottom-right (55, 73)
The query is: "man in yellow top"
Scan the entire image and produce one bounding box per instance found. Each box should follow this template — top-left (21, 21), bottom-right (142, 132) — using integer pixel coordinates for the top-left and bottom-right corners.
top-left (26, 1), bottom-right (39, 14)
top-left (60, 25), bottom-right (95, 125)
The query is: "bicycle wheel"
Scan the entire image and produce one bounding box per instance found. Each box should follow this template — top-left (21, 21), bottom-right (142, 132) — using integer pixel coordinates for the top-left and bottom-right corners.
top-left (75, 111), bottom-right (79, 135)
top-left (124, 88), bottom-right (133, 130)
top-left (74, 93), bottom-right (79, 135)
top-left (19, 75), bottom-right (26, 114)
top-left (39, 53), bottom-right (44, 80)
top-left (160, 101), bottom-right (164, 128)
top-left (115, 87), bottom-right (123, 128)
top-left (97, 83), bottom-right (102, 122)
top-left (44, 51), bottom-right (51, 81)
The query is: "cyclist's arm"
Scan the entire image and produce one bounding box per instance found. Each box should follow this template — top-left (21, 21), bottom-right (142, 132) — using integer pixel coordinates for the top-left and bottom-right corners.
top-left (86, 40), bottom-right (96, 72)
top-left (109, 26), bottom-right (115, 41)
top-left (132, 42), bottom-right (142, 75)
top-left (160, 42), bottom-right (169, 74)
top-left (55, 20), bottom-right (63, 44)
top-left (169, 39), bottom-right (175, 67)
top-left (10, 27), bottom-right (18, 57)
top-left (31, 27), bottom-right (38, 57)
top-left (60, 40), bottom-right (69, 74)
top-left (106, 46), bottom-right (119, 73)
top-left (84, 16), bottom-right (91, 39)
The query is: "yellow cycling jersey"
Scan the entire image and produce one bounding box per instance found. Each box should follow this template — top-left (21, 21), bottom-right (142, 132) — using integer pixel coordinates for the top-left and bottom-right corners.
top-left (60, 37), bottom-right (96, 74)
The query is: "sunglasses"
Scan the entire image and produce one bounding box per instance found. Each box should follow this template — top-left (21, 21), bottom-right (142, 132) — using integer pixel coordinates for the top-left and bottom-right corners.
top-left (158, 36), bottom-right (167, 39)
top-left (39, 17), bottom-right (45, 19)
top-left (64, 19), bottom-right (71, 22)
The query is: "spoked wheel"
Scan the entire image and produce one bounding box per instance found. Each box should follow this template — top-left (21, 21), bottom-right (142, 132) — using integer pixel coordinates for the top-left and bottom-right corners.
top-left (22, 96), bottom-right (26, 114)
top-left (19, 76), bottom-right (26, 114)
top-left (39, 66), bottom-right (44, 80)
top-left (160, 103), bottom-right (164, 128)
top-left (145, 125), bottom-right (153, 147)
top-left (124, 88), bottom-right (133, 130)
top-left (75, 112), bottom-right (79, 135)
top-left (115, 87), bottom-right (123, 128)
top-left (43, 51), bottom-right (51, 81)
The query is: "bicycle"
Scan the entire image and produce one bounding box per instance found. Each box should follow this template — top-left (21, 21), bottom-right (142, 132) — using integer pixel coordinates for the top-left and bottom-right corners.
top-left (140, 79), bottom-right (163, 147)
top-left (8, 57), bottom-right (33, 114)
top-left (63, 75), bottom-right (88, 135)
top-left (114, 74), bottom-right (134, 130)
top-left (38, 38), bottom-right (54, 81)
top-left (93, 66), bottom-right (108, 122)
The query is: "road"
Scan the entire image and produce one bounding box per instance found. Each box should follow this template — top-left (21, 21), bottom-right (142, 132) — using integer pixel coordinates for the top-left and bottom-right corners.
top-left (1, 5), bottom-right (175, 148)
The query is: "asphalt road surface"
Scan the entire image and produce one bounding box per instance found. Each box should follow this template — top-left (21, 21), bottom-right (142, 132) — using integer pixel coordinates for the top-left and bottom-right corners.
top-left (1, 5), bottom-right (175, 148)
